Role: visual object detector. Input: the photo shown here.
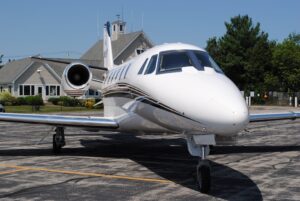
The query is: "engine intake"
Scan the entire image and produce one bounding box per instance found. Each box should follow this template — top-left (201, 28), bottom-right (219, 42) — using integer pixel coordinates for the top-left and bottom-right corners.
top-left (62, 63), bottom-right (92, 97)
top-left (67, 64), bottom-right (90, 87)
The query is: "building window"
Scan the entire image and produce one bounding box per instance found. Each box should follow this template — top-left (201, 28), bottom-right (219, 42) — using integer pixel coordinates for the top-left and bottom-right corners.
top-left (38, 87), bottom-right (42, 95)
top-left (31, 86), bottom-right (35, 95)
top-left (136, 48), bottom-right (145, 55)
top-left (120, 24), bottom-right (123, 31)
top-left (50, 86), bottom-right (56, 96)
top-left (46, 86), bottom-right (49, 96)
top-left (19, 85), bottom-right (37, 96)
top-left (113, 25), bottom-right (116, 31)
top-left (19, 86), bottom-right (23, 96)
top-left (8, 86), bottom-right (12, 93)
top-left (24, 85), bottom-right (30, 95)
top-left (45, 85), bottom-right (60, 96)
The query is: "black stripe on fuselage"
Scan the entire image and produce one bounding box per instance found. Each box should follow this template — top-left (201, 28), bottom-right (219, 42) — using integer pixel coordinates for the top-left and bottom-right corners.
top-left (102, 83), bottom-right (201, 124)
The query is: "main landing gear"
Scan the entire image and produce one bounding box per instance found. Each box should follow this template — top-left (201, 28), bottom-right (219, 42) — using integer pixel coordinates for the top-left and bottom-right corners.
top-left (186, 134), bottom-right (215, 194)
top-left (53, 127), bottom-right (65, 153)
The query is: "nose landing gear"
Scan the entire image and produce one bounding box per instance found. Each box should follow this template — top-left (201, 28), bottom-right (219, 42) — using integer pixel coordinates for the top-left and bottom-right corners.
top-left (196, 148), bottom-right (211, 193)
top-left (186, 134), bottom-right (215, 193)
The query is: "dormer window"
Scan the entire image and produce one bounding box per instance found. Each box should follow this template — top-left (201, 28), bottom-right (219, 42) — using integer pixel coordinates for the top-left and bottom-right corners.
top-left (136, 48), bottom-right (145, 55)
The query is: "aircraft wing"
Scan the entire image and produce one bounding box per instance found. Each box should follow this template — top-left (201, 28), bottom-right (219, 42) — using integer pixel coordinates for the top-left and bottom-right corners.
top-left (0, 113), bottom-right (118, 129)
top-left (249, 112), bottom-right (300, 122)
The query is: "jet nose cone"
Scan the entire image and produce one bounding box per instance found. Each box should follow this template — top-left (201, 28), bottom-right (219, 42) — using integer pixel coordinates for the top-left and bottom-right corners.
top-left (221, 98), bottom-right (249, 134)
top-left (232, 107), bottom-right (249, 128)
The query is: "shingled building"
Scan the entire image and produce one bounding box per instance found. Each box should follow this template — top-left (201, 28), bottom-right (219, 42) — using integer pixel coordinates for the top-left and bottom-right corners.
top-left (0, 19), bottom-right (154, 101)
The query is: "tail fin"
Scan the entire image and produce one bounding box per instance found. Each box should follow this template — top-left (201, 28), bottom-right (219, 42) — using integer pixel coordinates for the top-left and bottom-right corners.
top-left (103, 21), bottom-right (114, 70)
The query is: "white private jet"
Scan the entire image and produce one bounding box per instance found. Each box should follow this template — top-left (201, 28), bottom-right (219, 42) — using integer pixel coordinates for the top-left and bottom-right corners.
top-left (0, 22), bottom-right (300, 193)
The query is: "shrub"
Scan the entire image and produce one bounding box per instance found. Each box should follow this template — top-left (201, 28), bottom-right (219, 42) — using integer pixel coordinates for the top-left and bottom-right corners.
top-left (48, 96), bottom-right (82, 107)
top-left (85, 99), bottom-right (95, 109)
top-left (25, 95), bottom-right (44, 106)
top-left (59, 96), bottom-right (81, 107)
top-left (16, 97), bottom-right (27, 105)
top-left (48, 97), bottom-right (60, 105)
top-left (0, 91), bottom-right (17, 106)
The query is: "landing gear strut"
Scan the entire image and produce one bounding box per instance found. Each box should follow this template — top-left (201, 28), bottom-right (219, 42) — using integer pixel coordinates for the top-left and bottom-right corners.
top-left (53, 127), bottom-right (65, 153)
top-left (186, 134), bottom-right (215, 194)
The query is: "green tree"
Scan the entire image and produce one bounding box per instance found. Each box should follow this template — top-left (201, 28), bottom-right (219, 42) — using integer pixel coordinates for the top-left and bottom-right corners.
top-left (206, 15), bottom-right (273, 91)
top-left (272, 33), bottom-right (300, 92)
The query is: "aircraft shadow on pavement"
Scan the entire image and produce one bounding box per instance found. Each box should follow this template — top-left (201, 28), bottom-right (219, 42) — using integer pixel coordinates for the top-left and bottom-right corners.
top-left (3, 133), bottom-right (293, 200)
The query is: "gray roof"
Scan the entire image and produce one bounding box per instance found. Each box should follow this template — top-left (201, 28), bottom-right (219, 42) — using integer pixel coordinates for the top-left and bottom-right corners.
top-left (80, 31), bottom-right (152, 66)
top-left (0, 58), bottom-right (32, 84)
top-left (43, 59), bottom-right (103, 80)
top-left (0, 58), bottom-right (103, 84)
top-left (0, 31), bottom-right (153, 84)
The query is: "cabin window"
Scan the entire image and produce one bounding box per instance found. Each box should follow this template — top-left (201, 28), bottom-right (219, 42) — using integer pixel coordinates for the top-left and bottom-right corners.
top-left (105, 72), bottom-right (111, 84)
top-left (144, 55), bottom-right (158, 74)
top-left (114, 69), bottom-right (120, 80)
top-left (109, 70), bottom-right (116, 83)
top-left (123, 64), bottom-right (131, 79)
top-left (119, 67), bottom-right (126, 80)
top-left (138, 59), bottom-right (148, 75)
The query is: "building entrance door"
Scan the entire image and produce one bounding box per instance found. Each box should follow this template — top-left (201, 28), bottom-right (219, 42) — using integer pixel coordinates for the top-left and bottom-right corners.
top-left (38, 86), bottom-right (43, 96)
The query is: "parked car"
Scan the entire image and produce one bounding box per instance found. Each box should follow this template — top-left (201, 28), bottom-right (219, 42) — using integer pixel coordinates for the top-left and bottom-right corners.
top-left (0, 104), bottom-right (5, 112)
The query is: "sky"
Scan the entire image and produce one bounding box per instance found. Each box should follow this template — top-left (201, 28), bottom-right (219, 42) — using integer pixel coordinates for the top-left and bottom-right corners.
top-left (1, 0), bottom-right (299, 63)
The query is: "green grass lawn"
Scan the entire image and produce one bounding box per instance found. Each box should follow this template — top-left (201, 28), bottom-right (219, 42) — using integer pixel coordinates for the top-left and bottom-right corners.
top-left (5, 105), bottom-right (101, 113)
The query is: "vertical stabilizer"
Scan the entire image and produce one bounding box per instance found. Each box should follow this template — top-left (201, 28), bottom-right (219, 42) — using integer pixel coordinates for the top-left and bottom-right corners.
top-left (103, 22), bottom-right (114, 69)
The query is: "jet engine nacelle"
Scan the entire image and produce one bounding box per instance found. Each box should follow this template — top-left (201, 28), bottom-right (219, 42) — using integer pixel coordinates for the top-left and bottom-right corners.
top-left (61, 63), bottom-right (92, 97)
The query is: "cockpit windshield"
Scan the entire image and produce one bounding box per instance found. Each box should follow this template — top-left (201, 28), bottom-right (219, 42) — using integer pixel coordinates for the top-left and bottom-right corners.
top-left (160, 51), bottom-right (194, 71)
top-left (156, 50), bottom-right (224, 74)
top-left (193, 51), bottom-right (224, 74)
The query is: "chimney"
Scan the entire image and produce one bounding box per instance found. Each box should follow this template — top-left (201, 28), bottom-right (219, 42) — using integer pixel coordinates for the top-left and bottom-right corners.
top-left (111, 15), bottom-right (126, 41)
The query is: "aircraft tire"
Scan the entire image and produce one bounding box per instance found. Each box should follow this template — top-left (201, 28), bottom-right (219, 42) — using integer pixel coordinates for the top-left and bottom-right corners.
top-left (197, 160), bottom-right (211, 194)
top-left (52, 134), bottom-right (62, 154)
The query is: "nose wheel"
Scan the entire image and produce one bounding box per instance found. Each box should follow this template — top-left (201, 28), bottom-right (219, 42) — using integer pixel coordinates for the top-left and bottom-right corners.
top-left (53, 127), bottom-right (65, 154)
top-left (197, 159), bottom-right (211, 193)
top-left (186, 135), bottom-right (215, 193)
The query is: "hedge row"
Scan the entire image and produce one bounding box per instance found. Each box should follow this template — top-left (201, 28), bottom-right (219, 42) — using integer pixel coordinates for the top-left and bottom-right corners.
top-left (0, 92), bottom-right (44, 106)
top-left (0, 92), bottom-right (102, 109)
top-left (48, 96), bottom-right (82, 107)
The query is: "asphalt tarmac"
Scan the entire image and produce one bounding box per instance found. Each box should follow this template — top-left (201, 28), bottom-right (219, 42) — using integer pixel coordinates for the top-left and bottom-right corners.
top-left (0, 106), bottom-right (299, 200)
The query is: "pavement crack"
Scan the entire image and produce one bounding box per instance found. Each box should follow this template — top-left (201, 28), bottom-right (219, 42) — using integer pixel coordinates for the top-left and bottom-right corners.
top-left (0, 176), bottom-right (91, 199)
